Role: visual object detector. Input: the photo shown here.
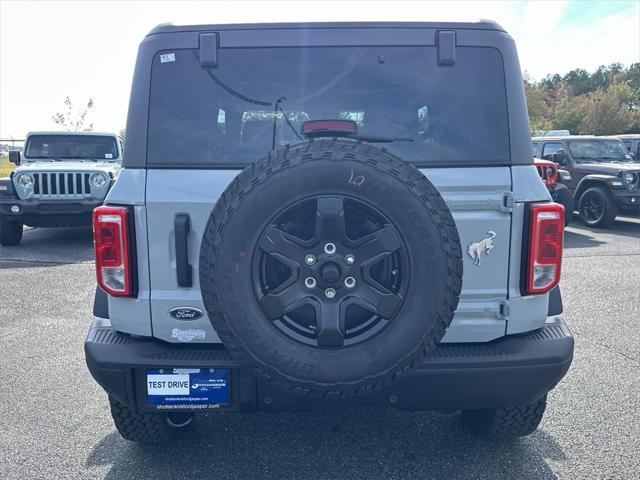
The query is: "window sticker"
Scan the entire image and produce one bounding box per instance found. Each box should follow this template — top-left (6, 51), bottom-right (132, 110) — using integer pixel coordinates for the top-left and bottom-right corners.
top-left (160, 53), bottom-right (176, 63)
top-left (105, 153), bottom-right (113, 159)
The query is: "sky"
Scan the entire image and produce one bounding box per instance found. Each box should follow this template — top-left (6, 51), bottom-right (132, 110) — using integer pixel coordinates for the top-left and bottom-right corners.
top-left (0, 0), bottom-right (639, 139)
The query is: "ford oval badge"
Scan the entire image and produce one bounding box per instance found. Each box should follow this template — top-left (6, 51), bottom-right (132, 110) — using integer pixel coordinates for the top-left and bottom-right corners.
top-left (169, 307), bottom-right (204, 321)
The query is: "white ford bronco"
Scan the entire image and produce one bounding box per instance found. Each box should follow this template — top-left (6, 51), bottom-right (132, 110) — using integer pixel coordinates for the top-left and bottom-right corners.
top-left (85, 21), bottom-right (573, 442)
top-left (0, 131), bottom-right (121, 245)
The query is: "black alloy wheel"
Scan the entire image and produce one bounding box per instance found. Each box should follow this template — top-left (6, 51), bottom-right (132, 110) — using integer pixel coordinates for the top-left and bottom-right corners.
top-left (580, 191), bottom-right (604, 223)
top-left (253, 195), bottom-right (409, 348)
top-left (578, 186), bottom-right (616, 228)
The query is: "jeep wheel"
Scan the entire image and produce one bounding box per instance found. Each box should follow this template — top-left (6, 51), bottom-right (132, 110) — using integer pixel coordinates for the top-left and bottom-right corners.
top-left (461, 395), bottom-right (547, 438)
top-left (200, 139), bottom-right (463, 397)
top-left (109, 396), bottom-right (194, 443)
top-left (578, 186), bottom-right (617, 228)
top-left (0, 217), bottom-right (23, 246)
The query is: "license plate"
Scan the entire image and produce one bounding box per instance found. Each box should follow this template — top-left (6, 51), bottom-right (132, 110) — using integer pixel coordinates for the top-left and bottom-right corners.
top-left (145, 368), bottom-right (230, 410)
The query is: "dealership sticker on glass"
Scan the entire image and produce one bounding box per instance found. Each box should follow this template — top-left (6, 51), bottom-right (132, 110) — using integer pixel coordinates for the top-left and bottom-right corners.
top-left (146, 368), bottom-right (230, 410)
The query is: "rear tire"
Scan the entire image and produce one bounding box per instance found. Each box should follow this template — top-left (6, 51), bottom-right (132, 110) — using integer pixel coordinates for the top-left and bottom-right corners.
top-left (109, 396), bottom-right (194, 443)
top-left (0, 217), bottom-right (23, 246)
top-left (461, 395), bottom-right (547, 438)
top-left (578, 186), bottom-right (616, 228)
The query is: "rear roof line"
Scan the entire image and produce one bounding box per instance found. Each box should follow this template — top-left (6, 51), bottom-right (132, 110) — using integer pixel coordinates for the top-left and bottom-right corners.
top-left (147, 20), bottom-right (506, 36)
top-left (531, 135), bottom-right (624, 141)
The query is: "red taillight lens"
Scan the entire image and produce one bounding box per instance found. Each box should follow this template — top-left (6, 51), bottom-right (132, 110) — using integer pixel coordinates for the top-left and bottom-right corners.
top-left (93, 206), bottom-right (132, 296)
top-left (525, 203), bottom-right (564, 294)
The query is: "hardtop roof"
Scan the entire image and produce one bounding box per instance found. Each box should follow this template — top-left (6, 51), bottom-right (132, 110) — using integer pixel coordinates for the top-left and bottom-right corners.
top-left (148, 20), bottom-right (506, 36)
top-left (531, 135), bottom-right (624, 141)
top-left (27, 131), bottom-right (119, 138)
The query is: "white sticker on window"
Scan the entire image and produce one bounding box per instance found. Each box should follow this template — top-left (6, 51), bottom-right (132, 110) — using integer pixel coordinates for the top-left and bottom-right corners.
top-left (105, 153), bottom-right (113, 159)
top-left (160, 53), bottom-right (176, 63)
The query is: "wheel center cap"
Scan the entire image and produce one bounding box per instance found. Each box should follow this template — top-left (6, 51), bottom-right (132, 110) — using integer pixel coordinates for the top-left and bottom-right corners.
top-left (320, 262), bottom-right (341, 284)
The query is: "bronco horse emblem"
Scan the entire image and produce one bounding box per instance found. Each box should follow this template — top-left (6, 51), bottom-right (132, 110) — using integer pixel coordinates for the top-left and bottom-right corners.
top-left (467, 231), bottom-right (496, 266)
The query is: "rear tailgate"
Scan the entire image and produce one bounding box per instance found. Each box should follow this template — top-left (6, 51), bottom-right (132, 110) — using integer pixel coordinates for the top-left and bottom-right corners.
top-left (144, 166), bottom-right (514, 344)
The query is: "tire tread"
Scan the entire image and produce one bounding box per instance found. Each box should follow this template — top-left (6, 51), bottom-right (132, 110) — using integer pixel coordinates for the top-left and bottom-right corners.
top-left (200, 139), bottom-right (463, 397)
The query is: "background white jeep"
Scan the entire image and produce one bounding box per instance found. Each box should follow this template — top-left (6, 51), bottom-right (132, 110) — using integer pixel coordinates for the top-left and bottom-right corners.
top-left (0, 131), bottom-right (121, 245)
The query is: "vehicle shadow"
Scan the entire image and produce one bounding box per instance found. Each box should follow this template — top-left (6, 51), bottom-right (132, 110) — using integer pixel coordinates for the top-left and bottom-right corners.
top-left (599, 217), bottom-right (640, 238)
top-left (0, 226), bottom-right (93, 268)
top-left (563, 230), bottom-right (605, 249)
top-left (87, 407), bottom-right (565, 479)
top-left (564, 217), bottom-right (640, 250)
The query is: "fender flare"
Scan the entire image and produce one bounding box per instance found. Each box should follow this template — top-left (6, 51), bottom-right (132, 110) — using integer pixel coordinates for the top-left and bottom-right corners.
top-left (0, 177), bottom-right (16, 197)
top-left (574, 174), bottom-right (619, 200)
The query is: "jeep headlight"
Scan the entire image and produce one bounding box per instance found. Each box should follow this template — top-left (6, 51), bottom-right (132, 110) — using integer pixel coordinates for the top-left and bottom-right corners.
top-left (17, 174), bottom-right (34, 189)
top-left (623, 173), bottom-right (635, 184)
top-left (90, 173), bottom-right (108, 188)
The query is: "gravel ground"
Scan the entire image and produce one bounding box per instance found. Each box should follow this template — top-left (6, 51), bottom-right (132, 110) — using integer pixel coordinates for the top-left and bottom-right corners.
top-left (0, 218), bottom-right (638, 480)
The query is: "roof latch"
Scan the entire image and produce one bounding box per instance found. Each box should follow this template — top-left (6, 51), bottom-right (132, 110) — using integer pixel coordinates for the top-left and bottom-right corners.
top-left (199, 32), bottom-right (219, 67)
top-left (437, 30), bottom-right (456, 66)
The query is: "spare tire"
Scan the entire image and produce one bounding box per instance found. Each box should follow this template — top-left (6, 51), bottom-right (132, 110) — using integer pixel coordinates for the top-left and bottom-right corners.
top-left (200, 138), bottom-right (462, 397)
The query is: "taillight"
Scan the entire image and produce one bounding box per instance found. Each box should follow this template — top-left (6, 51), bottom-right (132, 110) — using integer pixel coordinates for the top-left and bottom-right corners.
top-left (93, 206), bottom-right (132, 296)
top-left (525, 203), bottom-right (564, 294)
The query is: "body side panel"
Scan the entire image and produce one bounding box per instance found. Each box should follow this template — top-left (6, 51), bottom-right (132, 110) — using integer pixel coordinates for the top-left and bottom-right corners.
top-left (104, 169), bottom-right (152, 336)
top-left (507, 165), bottom-right (553, 334)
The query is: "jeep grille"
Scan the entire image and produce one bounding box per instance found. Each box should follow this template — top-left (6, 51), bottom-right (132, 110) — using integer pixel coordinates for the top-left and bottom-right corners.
top-left (32, 172), bottom-right (93, 199)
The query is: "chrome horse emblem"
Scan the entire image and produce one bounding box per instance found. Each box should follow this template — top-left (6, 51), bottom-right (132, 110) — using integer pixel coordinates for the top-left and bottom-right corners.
top-left (467, 231), bottom-right (496, 266)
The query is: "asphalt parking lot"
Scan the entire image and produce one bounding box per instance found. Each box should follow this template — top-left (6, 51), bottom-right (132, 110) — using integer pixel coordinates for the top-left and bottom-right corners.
top-left (1, 218), bottom-right (638, 480)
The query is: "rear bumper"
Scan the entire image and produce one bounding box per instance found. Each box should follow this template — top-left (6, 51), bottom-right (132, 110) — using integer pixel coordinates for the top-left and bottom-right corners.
top-left (85, 316), bottom-right (574, 413)
top-left (0, 196), bottom-right (101, 226)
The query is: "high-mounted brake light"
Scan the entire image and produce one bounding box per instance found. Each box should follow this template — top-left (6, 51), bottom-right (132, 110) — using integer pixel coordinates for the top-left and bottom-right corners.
top-left (301, 119), bottom-right (358, 137)
top-left (93, 206), bottom-right (132, 296)
top-left (525, 203), bottom-right (564, 295)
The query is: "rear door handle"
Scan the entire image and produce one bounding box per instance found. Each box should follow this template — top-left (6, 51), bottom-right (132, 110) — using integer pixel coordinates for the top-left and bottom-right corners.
top-left (174, 214), bottom-right (193, 287)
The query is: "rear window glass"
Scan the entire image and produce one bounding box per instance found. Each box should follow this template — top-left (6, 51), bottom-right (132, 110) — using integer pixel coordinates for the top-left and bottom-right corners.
top-left (25, 135), bottom-right (119, 160)
top-left (531, 141), bottom-right (539, 157)
top-left (541, 142), bottom-right (563, 161)
top-left (148, 46), bottom-right (510, 167)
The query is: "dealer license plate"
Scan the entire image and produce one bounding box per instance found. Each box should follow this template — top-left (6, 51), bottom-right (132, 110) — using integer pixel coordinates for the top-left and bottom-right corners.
top-left (145, 368), bottom-right (230, 410)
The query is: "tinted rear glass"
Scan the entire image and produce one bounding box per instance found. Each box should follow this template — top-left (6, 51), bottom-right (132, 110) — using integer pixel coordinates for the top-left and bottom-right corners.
top-left (25, 135), bottom-right (119, 160)
top-left (148, 46), bottom-right (509, 167)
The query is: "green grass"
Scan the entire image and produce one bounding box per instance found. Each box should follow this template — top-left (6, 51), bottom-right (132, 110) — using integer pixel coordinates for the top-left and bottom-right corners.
top-left (0, 154), bottom-right (15, 178)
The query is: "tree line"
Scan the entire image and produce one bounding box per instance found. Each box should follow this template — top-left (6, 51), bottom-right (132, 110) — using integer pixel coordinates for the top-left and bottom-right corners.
top-left (50, 62), bottom-right (640, 139)
top-left (525, 63), bottom-right (640, 135)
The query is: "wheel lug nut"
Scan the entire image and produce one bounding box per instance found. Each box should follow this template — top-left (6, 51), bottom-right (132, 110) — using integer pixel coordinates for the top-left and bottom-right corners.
top-left (344, 277), bottom-right (356, 289)
top-left (344, 254), bottom-right (355, 265)
top-left (304, 254), bottom-right (316, 266)
top-left (304, 277), bottom-right (317, 289)
top-left (324, 243), bottom-right (336, 255)
top-left (324, 288), bottom-right (336, 299)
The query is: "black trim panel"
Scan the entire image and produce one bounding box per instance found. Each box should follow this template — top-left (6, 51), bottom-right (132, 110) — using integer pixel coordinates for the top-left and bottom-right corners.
top-left (548, 285), bottom-right (563, 316)
top-left (174, 214), bottom-right (193, 287)
top-left (93, 286), bottom-right (109, 319)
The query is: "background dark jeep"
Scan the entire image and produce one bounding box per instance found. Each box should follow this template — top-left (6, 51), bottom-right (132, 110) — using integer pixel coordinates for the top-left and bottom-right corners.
top-left (532, 135), bottom-right (640, 227)
top-left (617, 134), bottom-right (640, 160)
top-left (85, 21), bottom-right (573, 443)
